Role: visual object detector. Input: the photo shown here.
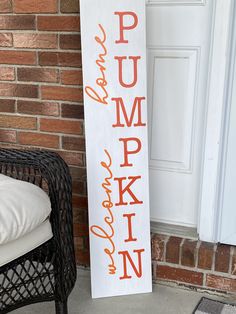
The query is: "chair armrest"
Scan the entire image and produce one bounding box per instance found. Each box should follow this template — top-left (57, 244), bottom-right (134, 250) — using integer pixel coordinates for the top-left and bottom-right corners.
top-left (0, 149), bottom-right (76, 293)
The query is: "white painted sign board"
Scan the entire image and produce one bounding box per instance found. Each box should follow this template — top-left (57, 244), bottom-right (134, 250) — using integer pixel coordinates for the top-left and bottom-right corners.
top-left (80, 0), bottom-right (152, 298)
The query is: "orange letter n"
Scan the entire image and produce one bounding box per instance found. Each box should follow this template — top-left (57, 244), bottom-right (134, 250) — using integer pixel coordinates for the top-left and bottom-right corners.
top-left (118, 249), bottom-right (145, 280)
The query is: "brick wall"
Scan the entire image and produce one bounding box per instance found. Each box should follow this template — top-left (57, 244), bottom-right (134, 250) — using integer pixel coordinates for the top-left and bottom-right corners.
top-left (152, 234), bottom-right (236, 294)
top-left (0, 0), bottom-right (89, 265)
top-left (0, 0), bottom-right (235, 295)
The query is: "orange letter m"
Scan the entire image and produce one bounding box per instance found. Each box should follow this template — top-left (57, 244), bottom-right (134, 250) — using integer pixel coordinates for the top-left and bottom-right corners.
top-left (112, 96), bottom-right (146, 128)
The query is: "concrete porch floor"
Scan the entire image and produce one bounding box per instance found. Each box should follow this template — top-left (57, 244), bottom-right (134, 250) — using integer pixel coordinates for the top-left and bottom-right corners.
top-left (12, 269), bottom-right (235, 314)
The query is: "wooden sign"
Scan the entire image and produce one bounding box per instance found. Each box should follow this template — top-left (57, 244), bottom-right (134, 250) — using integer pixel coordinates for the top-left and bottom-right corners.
top-left (80, 0), bottom-right (152, 298)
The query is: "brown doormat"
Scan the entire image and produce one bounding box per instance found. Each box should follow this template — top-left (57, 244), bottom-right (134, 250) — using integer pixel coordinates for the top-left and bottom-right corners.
top-left (193, 297), bottom-right (236, 314)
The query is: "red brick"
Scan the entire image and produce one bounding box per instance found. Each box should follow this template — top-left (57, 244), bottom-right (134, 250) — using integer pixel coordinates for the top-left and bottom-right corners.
top-left (17, 68), bottom-right (58, 83)
top-left (0, 67), bottom-right (15, 81)
top-left (206, 274), bottom-right (236, 292)
top-left (0, 130), bottom-right (16, 143)
top-left (83, 236), bottom-right (90, 251)
top-left (61, 70), bottom-right (83, 85)
top-left (198, 242), bottom-right (214, 270)
top-left (0, 15), bottom-right (35, 30)
top-left (152, 234), bottom-right (167, 262)
top-left (0, 83), bottom-right (38, 98)
top-left (232, 248), bottom-right (236, 275)
top-left (0, 51), bottom-right (36, 65)
top-left (69, 166), bottom-right (87, 182)
top-left (73, 207), bottom-right (88, 224)
top-left (13, 34), bottom-right (57, 49)
top-left (61, 104), bottom-right (84, 119)
top-left (76, 249), bottom-right (90, 266)
top-left (166, 236), bottom-right (182, 264)
top-left (73, 195), bottom-right (88, 209)
top-left (0, 99), bottom-right (15, 112)
top-left (58, 151), bottom-right (84, 166)
top-left (74, 223), bottom-right (89, 237)
top-left (0, 0), bottom-right (12, 13)
top-left (61, 0), bottom-right (79, 13)
top-left (18, 132), bottom-right (59, 148)
top-left (181, 239), bottom-right (197, 268)
top-left (157, 265), bottom-right (203, 286)
top-left (215, 244), bottom-right (230, 273)
top-left (0, 33), bottom-right (12, 47)
top-left (17, 100), bottom-right (59, 116)
top-left (74, 237), bottom-right (84, 250)
top-left (72, 181), bottom-right (86, 196)
top-left (39, 52), bottom-right (82, 67)
top-left (13, 0), bottom-right (57, 13)
top-left (60, 34), bottom-right (81, 50)
top-left (0, 115), bottom-right (36, 129)
top-left (40, 118), bottom-right (82, 135)
top-left (41, 86), bottom-right (83, 102)
top-left (38, 16), bottom-right (80, 31)
top-left (73, 202), bottom-right (87, 216)
top-left (62, 136), bottom-right (85, 151)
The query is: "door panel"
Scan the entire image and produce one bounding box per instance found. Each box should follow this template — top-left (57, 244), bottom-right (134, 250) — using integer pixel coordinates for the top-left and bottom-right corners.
top-left (147, 0), bottom-right (205, 4)
top-left (149, 48), bottom-right (197, 172)
top-left (147, 1), bottom-right (213, 226)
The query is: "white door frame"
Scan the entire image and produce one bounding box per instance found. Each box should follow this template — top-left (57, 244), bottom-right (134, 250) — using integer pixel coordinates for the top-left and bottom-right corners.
top-left (198, 0), bottom-right (234, 242)
top-left (216, 1), bottom-right (236, 244)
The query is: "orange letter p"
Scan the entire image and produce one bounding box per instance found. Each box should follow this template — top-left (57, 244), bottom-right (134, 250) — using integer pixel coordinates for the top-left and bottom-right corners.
top-left (115, 12), bottom-right (138, 44)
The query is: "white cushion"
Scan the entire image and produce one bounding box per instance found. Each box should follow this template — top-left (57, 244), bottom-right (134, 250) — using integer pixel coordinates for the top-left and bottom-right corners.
top-left (0, 174), bottom-right (52, 245)
top-left (0, 219), bottom-right (53, 267)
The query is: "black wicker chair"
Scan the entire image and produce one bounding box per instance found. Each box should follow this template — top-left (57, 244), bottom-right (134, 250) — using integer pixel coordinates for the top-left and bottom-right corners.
top-left (0, 149), bottom-right (76, 314)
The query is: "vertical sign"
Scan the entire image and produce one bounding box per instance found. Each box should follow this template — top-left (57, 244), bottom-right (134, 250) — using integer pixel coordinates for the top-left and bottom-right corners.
top-left (80, 0), bottom-right (152, 298)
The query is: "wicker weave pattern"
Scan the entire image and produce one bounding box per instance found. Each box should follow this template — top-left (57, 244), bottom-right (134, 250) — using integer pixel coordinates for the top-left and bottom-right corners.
top-left (0, 149), bottom-right (76, 314)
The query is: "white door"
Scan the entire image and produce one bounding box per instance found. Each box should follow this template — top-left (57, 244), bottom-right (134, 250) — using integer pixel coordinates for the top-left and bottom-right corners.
top-left (218, 18), bottom-right (236, 245)
top-left (146, 0), bottom-right (213, 227)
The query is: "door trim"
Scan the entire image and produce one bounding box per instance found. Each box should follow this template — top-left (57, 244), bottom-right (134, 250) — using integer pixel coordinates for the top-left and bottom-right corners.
top-left (151, 221), bottom-right (198, 239)
top-left (198, 0), bottom-right (234, 242)
top-left (146, 0), bottom-right (206, 6)
top-left (216, 1), bottom-right (236, 244)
